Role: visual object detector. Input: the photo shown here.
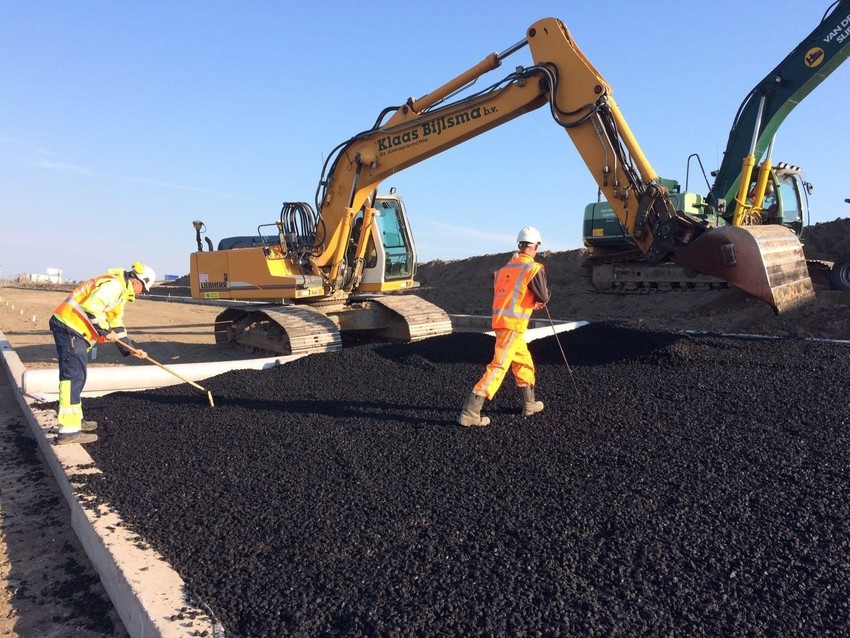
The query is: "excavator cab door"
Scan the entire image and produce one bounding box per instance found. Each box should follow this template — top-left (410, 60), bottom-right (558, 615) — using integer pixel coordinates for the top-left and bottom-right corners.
top-left (774, 173), bottom-right (805, 235)
top-left (359, 196), bottom-right (417, 285)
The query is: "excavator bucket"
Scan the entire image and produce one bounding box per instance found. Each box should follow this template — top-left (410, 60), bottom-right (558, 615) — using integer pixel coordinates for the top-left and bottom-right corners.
top-left (673, 225), bottom-right (815, 314)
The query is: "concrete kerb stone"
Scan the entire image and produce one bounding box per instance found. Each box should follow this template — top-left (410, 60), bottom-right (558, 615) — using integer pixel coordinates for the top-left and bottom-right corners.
top-left (0, 329), bottom-right (222, 638)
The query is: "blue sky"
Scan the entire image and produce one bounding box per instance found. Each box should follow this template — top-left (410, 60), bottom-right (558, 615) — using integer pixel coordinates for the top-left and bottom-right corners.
top-left (2, 1), bottom-right (848, 282)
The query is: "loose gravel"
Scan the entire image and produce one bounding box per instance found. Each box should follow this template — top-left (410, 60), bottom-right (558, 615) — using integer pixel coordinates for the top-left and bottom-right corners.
top-left (73, 322), bottom-right (850, 637)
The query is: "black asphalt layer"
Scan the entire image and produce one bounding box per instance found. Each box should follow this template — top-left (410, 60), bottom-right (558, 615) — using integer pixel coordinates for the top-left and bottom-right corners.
top-left (75, 322), bottom-right (850, 637)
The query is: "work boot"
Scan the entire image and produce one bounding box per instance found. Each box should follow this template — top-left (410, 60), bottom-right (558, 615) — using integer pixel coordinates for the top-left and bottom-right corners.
top-left (81, 420), bottom-right (98, 432)
top-left (54, 432), bottom-right (99, 446)
top-left (458, 392), bottom-right (490, 427)
top-left (520, 385), bottom-right (544, 417)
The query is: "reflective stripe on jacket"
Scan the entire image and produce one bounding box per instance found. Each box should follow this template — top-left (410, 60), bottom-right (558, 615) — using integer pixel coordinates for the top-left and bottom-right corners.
top-left (52, 269), bottom-right (134, 344)
top-left (491, 253), bottom-right (543, 332)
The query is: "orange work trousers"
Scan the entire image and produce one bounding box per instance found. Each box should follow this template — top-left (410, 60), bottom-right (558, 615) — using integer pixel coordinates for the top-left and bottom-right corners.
top-left (473, 328), bottom-right (535, 399)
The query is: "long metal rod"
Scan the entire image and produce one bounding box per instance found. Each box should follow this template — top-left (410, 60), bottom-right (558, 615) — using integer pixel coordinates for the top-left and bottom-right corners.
top-left (543, 306), bottom-right (580, 398)
top-left (498, 37), bottom-right (529, 60)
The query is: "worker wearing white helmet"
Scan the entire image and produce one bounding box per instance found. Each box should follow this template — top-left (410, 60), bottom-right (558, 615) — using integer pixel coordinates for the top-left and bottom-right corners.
top-left (458, 227), bottom-right (551, 427)
top-left (49, 262), bottom-right (155, 445)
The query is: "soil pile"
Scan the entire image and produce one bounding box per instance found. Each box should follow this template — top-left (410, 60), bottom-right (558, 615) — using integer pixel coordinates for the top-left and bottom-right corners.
top-left (413, 219), bottom-right (850, 341)
top-left (800, 217), bottom-right (850, 262)
top-left (75, 323), bottom-right (850, 637)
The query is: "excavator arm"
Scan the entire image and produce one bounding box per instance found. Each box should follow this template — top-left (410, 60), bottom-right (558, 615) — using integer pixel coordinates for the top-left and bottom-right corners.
top-left (311, 17), bottom-right (813, 312)
top-left (310, 60), bottom-right (548, 273)
top-left (711, 0), bottom-right (850, 212)
top-left (312, 26), bottom-right (675, 273)
top-left (526, 19), bottom-right (814, 313)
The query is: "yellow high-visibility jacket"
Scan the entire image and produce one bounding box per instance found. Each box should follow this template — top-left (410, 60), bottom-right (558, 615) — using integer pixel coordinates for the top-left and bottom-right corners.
top-left (52, 268), bottom-right (135, 346)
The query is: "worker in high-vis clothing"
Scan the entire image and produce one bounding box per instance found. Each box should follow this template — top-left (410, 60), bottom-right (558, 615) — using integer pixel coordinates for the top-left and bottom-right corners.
top-left (458, 227), bottom-right (551, 427)
top-left (49, 262), bottom-right (156, 445)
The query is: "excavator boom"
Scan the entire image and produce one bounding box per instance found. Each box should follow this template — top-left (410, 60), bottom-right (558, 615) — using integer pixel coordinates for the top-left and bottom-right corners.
top-left (315, 16), bottom-right (814, 312)
top-left (192, 11), bottom-right (821, 355)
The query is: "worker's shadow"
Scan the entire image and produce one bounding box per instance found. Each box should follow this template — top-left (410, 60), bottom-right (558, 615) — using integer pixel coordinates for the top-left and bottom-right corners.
top-left (223, 396), bottom-right (465, 428)
top-left (529, 322), bottom-right (685, 367)
top-left (371, 334), bottom-right (494, 365)
top-left (131, 392), bottom-right (472, 429)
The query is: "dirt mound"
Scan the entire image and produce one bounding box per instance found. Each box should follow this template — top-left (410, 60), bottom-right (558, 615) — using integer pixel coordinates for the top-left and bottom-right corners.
top-left (414, 219), bottom-right (850, 341)
top-left (801, 217), bottom-right (850, 262)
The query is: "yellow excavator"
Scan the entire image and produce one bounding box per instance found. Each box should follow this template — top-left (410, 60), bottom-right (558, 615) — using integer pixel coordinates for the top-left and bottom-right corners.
top-left (190, 17), bottom-right (815, 355)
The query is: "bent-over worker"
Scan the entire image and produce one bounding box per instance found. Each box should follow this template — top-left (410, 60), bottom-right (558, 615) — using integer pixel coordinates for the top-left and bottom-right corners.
top-left (49, 262), bottom-right (156, 445)
top-left (458, 227), bottom-right (551, 427)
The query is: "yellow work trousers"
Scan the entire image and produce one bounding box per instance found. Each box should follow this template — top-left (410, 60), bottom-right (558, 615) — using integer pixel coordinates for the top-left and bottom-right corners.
top-left (57, 379), bottom-right (84, 433)
top-left (473, 328), bottom-right (535, 399)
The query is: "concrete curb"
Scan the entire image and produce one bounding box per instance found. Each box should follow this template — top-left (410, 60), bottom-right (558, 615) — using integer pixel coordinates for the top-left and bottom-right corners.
top-left (0, 330), bottom-right (222, 638)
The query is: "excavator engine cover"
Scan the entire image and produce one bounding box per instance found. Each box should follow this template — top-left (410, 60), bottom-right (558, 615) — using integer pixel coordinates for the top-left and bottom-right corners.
top-left (673, 225), bottom-right (815, 314)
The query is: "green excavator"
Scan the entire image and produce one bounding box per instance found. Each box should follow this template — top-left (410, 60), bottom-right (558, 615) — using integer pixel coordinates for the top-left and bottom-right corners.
top-left (582, 0), bottom-right (850, 293)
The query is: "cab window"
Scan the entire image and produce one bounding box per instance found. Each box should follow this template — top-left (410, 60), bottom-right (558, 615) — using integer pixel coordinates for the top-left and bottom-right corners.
top-left (375, 200), bottom-right (414, 280)
top-left (776, 177), bottom-right (802, 230)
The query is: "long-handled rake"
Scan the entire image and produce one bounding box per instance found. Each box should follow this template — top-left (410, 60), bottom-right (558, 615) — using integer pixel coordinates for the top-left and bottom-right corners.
top-left (115, 340), bottom-right (215, 407)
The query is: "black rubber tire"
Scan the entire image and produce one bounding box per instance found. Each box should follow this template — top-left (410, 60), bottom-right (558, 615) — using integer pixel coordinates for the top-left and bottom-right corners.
top-left (829, 256), bottom-right (850, 291)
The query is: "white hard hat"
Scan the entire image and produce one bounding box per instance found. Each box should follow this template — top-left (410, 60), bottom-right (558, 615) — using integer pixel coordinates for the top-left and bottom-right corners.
top-left (517, 226), bottom-right (542, 246)
top-left (130, 262), bottom-right (156, 292)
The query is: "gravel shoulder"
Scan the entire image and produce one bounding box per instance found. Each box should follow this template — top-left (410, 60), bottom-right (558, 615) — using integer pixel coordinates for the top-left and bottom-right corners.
top-left (0, 368), bottom-right (126, 637)
top-left (0, 288), bottom-right (236, 637)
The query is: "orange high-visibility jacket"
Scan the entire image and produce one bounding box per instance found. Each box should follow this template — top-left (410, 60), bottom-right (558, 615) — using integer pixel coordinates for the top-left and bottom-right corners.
top-left (52, 269), bottom-right (135, 344)
top-left (491, 253), bottom-right (544, 332)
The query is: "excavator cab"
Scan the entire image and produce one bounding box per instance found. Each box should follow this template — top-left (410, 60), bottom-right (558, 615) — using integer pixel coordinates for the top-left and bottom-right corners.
top-left (763, 167), bottom-right (807, 235)
top-left (355, 195), bottom-right (417, 287)
top-left (773, 174), bottom-right (804, 232)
